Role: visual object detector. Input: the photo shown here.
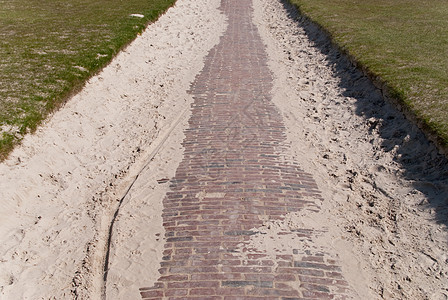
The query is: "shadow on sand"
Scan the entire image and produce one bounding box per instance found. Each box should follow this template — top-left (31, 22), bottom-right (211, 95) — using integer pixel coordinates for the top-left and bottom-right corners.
top-left (280, 0), bottom-right (448, 227)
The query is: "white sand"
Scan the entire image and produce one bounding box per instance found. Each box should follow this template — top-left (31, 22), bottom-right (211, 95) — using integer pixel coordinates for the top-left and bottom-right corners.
top-left (1, 0), bottom-right (447, 299)
top-left (0, 0), bottom-right (225, 298)
top-left (253, 0), bottom-right (448, 298)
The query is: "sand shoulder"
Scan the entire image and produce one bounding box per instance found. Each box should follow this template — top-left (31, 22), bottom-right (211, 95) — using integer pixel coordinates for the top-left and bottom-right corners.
top-left (0, 0), bottom-right (225, 298)
top-left (254, 0), bottom-right (448, 298)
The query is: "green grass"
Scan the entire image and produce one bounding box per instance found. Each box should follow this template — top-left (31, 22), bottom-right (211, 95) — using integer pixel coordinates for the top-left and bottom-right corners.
top-left (0, 0), bottom-right (176, 161)
top-left (288, 0), bottom-right (448, 148)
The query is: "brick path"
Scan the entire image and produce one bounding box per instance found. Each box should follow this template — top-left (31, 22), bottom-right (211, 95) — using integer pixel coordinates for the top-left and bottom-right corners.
top-left (140, 0), bottom-right (353, 299)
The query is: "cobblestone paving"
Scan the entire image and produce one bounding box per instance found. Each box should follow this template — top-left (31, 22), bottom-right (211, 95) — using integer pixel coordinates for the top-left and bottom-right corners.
top-left (140, 0), bottom-right (353, 298)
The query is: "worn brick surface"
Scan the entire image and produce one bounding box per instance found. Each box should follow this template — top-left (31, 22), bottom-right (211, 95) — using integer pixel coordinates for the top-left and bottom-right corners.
top-left (140, 0), bottom-right (353, 298)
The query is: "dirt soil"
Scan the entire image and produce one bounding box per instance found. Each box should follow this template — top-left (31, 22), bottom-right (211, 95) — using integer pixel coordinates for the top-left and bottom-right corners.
top-left (0, 0), bottom-right (447, 299)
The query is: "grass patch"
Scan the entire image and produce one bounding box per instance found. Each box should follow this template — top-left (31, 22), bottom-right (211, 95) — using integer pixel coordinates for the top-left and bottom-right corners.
top-left (288, 0), bottom-right (448, 148)
top-left (0, 0), bottom-right (176, 161)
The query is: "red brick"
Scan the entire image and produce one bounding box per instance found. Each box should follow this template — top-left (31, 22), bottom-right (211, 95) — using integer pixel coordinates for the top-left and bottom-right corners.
top-left (247, 287), bottom-right (300, 297)
top-left (243, 274), bottom-right (275, 281)
top-left (174, 248), bottom-right (192, 255)
top-left (216, 287), bottom-right (246, 295)
top-left (221, 266), bottom-right (272, 273)
top-left (190, 273), bottom-right (243, 281)
top-left (164, 289), bottom-right (188, 297)
top-left (302, 256), bottom-right (325, 263)
top-left (159, 275), bottom-right (188, 281)
top-left (189, 288), bottom-right (216, 296)
top-left (140, 282), bottom-right (165, 290)
top-left (193, 259), bottom-right (221, 267)
top-left (326, 271), bottom-right (344, 279)
top-left (274, 274), bottom-right (296, 281)
top-left (169, 266), bottom-right (219, 274)
top-left (168, 281), bottom-right (220, 289)
top-left (140, 290), bottom-right (163, 298)
top-left (302, 290), bottom-right (333, 299)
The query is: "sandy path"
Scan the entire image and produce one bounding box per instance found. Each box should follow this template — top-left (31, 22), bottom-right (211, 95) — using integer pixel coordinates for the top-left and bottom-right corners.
top-left (0, 0), bottom-right (225, 298)
top-left (0, 0), bottom-right (447, 298)
top-left (131, 0), bottom-right (361, 298)
top-left (254, 0), bottom-right (448, 298)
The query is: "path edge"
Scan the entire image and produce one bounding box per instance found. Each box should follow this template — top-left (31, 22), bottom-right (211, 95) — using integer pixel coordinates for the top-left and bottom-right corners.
top-left (283, 0), bottom-right (448, 158)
